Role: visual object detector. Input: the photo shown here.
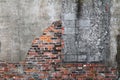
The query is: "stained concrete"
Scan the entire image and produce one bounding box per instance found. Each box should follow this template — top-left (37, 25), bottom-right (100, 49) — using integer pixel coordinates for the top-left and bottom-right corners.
top-left (62, 0), bottom-right (111, 63)
top-left (110, 0), bottom-right (120, 66)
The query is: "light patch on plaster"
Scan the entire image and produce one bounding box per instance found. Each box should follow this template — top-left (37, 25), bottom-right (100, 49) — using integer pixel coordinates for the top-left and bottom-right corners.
top-left (32, 0), bottom-right (39, 15)
top-left (47, 3), bottom-right (56, 22)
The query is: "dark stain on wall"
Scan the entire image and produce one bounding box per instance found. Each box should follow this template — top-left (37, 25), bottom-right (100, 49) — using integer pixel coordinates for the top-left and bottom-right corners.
top-left (76, 0), bottom-right (83, 19)
top-left (0, 41), bottom-right (1, 53)
top-left (116, 35), bottom-right (120, 76)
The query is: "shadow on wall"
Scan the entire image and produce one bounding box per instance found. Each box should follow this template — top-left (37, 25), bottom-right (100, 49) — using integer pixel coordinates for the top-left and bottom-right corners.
top-left (116, 35), bottom-right (120, 77)
top-left (76, 0), bottom-right (83, 19)
top-left (0, 41), bottom-right (1, 53)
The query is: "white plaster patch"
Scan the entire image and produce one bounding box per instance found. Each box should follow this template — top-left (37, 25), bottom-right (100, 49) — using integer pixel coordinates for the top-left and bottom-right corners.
top-left (64, 13), bottom-right (76, 20)
top-left (79, 19), bottom-right (90, 27)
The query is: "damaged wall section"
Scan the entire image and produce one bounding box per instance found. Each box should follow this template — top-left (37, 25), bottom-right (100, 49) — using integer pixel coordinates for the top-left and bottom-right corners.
top-left (62, 0), bottom-right (111, 63)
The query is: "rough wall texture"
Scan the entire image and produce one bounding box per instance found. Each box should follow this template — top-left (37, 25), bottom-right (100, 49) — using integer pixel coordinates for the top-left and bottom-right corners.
top-left (110, 0), bottom-right (120, 66)
top-left (62, 0), bottom-right (111, 63)
top-left (0, 0), bottom-right (62, 62)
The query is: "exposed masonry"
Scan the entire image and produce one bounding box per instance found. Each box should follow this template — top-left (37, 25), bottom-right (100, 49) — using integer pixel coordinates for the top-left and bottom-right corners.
top-left (0, 21), bottom-right (117, 80)
top-left (0, 0), bottom-right (62, 62)
top-left (0, 0), bottom-right (118, 66)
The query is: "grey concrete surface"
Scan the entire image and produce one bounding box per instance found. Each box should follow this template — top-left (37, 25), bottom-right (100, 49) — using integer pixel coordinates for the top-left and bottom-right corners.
top-left (62, 0), bottom-right (111, 64)
top-left (110, 0), bottom-right (120, 66)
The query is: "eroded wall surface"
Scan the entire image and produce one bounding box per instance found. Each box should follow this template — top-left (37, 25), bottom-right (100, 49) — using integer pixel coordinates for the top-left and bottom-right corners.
top-left (0, 0), bottom-right (62, 62)
top-left (110, 0), bottom-right (120, 66)
top-left (62, 0), bottom-right (111, 63)
top-left (0, 0), bottom-right (118, 66)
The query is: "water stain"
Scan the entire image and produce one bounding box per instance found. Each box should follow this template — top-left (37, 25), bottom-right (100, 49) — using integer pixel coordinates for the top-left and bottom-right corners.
top-left (76, 0), bottom-right (83, 19)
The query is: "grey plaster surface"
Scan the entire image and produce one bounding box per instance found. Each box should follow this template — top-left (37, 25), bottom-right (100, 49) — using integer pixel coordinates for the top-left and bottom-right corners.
top-left (0, 0), bottom-right (62, 62)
